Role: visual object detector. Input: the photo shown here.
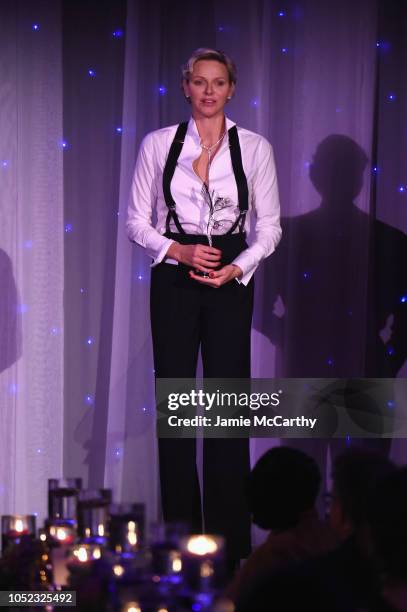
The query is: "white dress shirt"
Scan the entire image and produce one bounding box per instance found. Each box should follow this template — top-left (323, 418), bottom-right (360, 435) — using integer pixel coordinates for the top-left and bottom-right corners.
top-left (126, 115), bottom-right (281, 285)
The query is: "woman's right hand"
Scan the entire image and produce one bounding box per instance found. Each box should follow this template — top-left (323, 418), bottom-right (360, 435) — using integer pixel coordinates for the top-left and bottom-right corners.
top-left (166, 242), bottom-right (222, 274)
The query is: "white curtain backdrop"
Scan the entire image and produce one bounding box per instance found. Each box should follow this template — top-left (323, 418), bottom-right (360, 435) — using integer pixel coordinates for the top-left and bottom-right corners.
top-left (0, 0), bottom-right (405, 548)
top-left (0, 0), bottom-right (64, 527)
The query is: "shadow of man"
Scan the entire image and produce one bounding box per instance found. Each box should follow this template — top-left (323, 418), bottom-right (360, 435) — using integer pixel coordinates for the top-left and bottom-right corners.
top-left (254, 135), bottom-right (407, 507)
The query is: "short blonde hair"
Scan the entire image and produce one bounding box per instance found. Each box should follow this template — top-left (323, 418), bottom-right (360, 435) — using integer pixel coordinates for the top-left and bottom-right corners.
top-left (181, 48), bottom-right (237, 84)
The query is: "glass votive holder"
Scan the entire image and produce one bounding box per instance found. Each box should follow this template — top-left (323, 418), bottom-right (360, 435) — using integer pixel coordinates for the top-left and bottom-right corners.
top-left (180, 534), bottom-right (225, 591)
top-left (1, 515), bottom-right (36, 553)
top-left (77, 489), bottom-right (112, 543)
top-left (48, 478), bottom-right (82, 521)
top-left (108, 503), bottom-right (145, 556)
top-left (67, 543), bottom-right (104, 569)
top-left (149, 521), bottom-right (188, 581)
top-left (45, 519), bottom-right (77, 545)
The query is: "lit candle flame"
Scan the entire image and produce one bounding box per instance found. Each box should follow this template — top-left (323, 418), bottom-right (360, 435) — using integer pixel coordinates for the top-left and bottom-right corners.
top-left (77, 547), bottom-right (88, 562)
top-left (92, 547), bottom-right (101, 559)
top-left (127, 521), bottom-right (138, 546)
top-left (15, 519), bottom-right (24, 533)
top-left (186, 535), bottom-right (218, 556)
top-left (113, 564), bottom-right (124, 577)
top-left (56, 528), bottom-right (67, 541)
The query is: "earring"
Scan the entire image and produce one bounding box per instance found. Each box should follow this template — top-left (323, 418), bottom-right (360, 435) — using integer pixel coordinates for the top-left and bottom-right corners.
top-left (227, 96), bottom-right (232, 100)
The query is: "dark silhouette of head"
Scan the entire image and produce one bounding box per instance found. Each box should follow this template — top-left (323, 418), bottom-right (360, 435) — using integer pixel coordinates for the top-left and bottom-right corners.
top-left (368, 466), bottom-right (407, 581)
top-left (330, 448), bottom-right (395, 538)
top-left (247, 446), bottom-right (321, 531)
top-left (309, 135), bottom-right (369, 205)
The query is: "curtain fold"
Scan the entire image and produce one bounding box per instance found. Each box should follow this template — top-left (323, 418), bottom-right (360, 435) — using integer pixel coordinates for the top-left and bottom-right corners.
top-left (0, 0), bottom-right (64, 526)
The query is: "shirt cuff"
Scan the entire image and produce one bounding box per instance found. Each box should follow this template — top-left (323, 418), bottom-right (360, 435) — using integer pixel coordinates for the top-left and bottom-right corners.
top-left (231, 252), bottom-right (257, 286)
top-left (149, 237), bottom-right (175, 267)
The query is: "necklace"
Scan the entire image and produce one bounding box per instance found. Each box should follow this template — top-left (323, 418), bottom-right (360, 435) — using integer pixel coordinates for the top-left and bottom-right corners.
top-left (200, 130), bottom-right (226, 164)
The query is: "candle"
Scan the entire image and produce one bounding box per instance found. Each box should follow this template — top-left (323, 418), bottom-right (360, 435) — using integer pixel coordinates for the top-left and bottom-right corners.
top-left (180, 534), bottom-right (225, 591)
top-left (67, 543), bottom-right (103, 572)
top-left (77, 489), bottom-right (111, 544)
top-left (1, 515), bottom-right (36, 554)
top-left (108, 503), bottom-right (145, 555)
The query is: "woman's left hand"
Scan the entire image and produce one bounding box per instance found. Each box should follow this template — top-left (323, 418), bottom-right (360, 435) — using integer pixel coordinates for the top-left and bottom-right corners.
top-left (189, 264), bottom-right (243, 288)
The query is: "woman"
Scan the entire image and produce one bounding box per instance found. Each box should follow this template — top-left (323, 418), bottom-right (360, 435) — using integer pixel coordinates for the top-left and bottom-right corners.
top-left (126, 48), bottom-right (281, 570)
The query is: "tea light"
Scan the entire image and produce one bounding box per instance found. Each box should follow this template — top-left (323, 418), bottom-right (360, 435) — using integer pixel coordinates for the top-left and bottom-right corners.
top-left (108, 503), bottom-right (145, 555)
top-left (67, 543), bottom-right (103, 570)
top-left (48, 478), bottom-right (82, 521)
top-left (1, 515), bottom-right (36, 553)
top-left (46, 520), bottom-right (76, 545)
top-left (180, 534), bottom-right (225, 591)
top-left (77, 489), bottom-right (111, 543)
top-left (149, 522), bottom-right (188, 581)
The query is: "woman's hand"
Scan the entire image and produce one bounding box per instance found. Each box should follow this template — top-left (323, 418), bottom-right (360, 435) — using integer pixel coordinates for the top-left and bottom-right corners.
top-left (166, 242), bottom-right (222, 273)
top-left (189, 264), bottom-right (242, 288)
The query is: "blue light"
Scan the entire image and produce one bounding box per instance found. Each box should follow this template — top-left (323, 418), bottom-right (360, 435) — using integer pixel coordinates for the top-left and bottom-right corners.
top-left (86, 337), bottom-right (94, 346)
top-left (37, 449), bottom-right (42, 454)
top-left (372, 166), bottom-right (378, 174)
top-left (327, 358), bottom-right (334, 366)
top-left (32, 24), bottom-right (40, 31)
top-left (116, 126), bottom-right (122, 133)
top-left (399, 186), bottom-right (405, 192)
top-left (304, 161), bottom-right (311, 168)
top-left (80, 288), bottom-right (85, 294)
top-left (18, 304), bottom-right (28, 314)
top-left (387, 400), bottom-right (395, 409)
top-left (376, 41), bottom-right (380, 47)
top-left (387, 345), bottom-right (395, 356)
top-left (138, 274), bottom-right (143, 280)
top-left (24, 240), bottom-right (33, 249)
top-left (85, 394), bottom-right (94, 405)
top-left (159, 85), bottom-right (166, 95)
top-left (218, 25), bottom-right (224, 32)
top-left (61, 140), bottom-right (68, 149)
top-left (346, 435), bottom-right (351, 446)
top-left (303, 272), bottom-right (309, 279)
top-left (278, 10), bottom-right (286, 17)
top-left (8, 383), bottom-right (17, 395)
top-left (51, 327), bottom-right (59, 336)
top-left (2, 160), bottom-right (8, 167)
top-left (142, 407), bottom-right (147, 412)
top-left (115, 448), bottom-right (121, 457)
top-left (192, 605), bottom-right (201, 611)
top-left (112, 29), bottom-right (124, 38)
top-left (65, 223), bottom-right (73, 233)
top-left (281, 47), bottom-right (288, 54)
top-left (251, 98), bottom-right (259, 107)
top-left (88, 69), bottom-right (96, 77)
top-left (401, 295), bottom-right (407, 303)
top-left (388, 93), bottom-right (396, 101)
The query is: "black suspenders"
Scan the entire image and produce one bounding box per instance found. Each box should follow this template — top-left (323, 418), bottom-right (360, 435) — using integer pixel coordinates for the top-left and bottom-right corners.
top-left (162, 121), bottom-right (249, 235)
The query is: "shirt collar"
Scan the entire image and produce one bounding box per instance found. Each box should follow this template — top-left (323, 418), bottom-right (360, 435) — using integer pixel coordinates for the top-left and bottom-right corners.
top-left (187, 115), bottom-right (236, 145)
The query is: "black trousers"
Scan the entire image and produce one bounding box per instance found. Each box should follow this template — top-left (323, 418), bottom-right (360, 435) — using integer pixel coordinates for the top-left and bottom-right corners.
top-left (150, 242), bottom-right (254, 560)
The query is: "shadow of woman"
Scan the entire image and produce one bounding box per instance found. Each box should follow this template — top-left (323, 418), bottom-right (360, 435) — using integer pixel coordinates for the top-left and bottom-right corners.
top-left (0, 248), bottom-right (22, 373)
